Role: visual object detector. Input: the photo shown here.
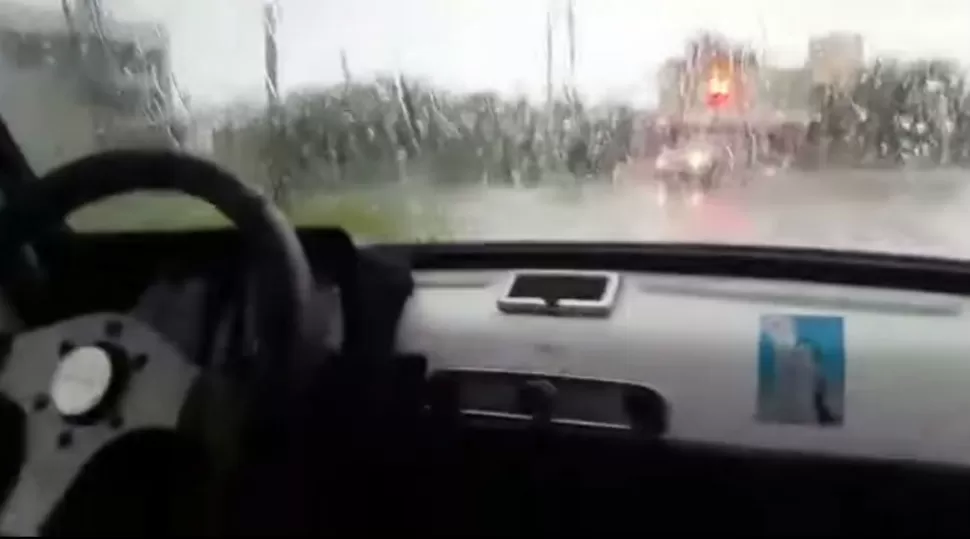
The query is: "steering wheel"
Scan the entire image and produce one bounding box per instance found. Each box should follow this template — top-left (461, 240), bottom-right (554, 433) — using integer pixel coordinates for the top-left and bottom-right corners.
top-left (0, 150), bottom-right (313, 535)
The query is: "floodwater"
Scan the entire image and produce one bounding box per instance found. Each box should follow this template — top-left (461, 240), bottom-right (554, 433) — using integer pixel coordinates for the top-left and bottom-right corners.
top-left (429, 168), bottom-right (970, 259)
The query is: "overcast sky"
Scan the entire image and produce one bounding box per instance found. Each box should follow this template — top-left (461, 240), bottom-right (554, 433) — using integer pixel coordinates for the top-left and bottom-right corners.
top-left (13, 0), bottom-right (970, 107)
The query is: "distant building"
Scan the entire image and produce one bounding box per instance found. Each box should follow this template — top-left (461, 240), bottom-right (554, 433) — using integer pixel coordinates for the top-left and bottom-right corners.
top-left (808, 32), bottom-right (864, 88)
top-left (656, 58), bottom-right (685, 114)
top-left (759, 66), bottom-right (812, 112)
top-left (0, 0), bottom-right (174, 170)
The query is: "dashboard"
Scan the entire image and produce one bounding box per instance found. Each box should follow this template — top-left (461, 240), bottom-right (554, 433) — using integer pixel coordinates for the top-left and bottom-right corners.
top-left (6, 229), bottom-right (970, 474)
top-left (397, 267), bottom-right (970, 466)
top-left (88, 256), bottom-right (970, 469)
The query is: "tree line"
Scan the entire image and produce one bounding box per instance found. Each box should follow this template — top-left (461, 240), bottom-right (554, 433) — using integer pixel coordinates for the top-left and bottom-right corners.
top-left (227, 76), bottom-right (637, 198)
top-left (808, 59), bottom-right (970, 167)
top-left (219, 57), bottom-right (970, 199)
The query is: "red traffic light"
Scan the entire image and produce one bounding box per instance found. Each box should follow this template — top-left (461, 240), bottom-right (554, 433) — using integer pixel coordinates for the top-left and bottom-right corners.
top-left (707, 91), bottom-right (730, 108)
top-left (706, 76), bottom-right (731, 108)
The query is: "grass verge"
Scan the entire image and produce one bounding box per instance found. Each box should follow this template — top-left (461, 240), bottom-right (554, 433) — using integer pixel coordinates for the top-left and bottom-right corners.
top-left (67, 188), bottom-right (451, 243)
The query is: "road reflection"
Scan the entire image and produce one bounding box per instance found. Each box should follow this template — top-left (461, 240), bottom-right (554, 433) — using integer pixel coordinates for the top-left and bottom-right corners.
top-left (444, 169), bottom-right (970, 259)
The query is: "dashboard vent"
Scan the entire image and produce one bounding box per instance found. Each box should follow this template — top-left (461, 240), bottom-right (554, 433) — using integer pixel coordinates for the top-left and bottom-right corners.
top-left (426, 368), bottom-right (668, 436)
top-left (498, 270), bottom-right (620, 317)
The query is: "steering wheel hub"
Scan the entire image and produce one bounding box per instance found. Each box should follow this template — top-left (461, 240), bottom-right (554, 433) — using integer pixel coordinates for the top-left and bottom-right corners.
top-left (50, 345), bottom-right (113, 418)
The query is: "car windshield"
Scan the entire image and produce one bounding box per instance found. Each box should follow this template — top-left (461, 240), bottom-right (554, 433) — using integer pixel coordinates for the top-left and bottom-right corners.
top-left (0, 0), bottom-right (968, 254)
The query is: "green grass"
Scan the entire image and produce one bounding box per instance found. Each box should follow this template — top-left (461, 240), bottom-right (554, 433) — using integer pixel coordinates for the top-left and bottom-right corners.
top-left (67, 189), bottom-right (451, 243)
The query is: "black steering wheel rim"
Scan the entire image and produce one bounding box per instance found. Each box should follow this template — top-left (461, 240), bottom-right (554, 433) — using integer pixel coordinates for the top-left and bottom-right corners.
top-left (0, 149), bottom-right (313, 378)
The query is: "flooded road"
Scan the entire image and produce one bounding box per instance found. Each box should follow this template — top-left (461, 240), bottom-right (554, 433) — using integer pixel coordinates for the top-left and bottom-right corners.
top-left (65, 166), bottom-right (970, 262)
top-left (432, 169), bottom-right (970, 259)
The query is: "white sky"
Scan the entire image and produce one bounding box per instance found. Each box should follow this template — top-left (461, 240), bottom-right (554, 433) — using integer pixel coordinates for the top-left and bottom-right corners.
top-left (12, 0), bottom-right (970, 107)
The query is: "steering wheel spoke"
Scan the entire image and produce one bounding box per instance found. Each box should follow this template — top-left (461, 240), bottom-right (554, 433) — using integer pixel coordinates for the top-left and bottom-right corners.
top-left (0, 313), bottom-right (199, 535)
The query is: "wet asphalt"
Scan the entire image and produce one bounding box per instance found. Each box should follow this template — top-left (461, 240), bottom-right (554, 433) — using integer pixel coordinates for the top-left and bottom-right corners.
top-left (436, 168), bottom-right (970, 259)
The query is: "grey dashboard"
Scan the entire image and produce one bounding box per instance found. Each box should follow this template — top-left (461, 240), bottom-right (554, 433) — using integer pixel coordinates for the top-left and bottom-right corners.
top-left (396, 268), bottom-right (970, 466)
top-left (4, 259), bottom-right (970, 478)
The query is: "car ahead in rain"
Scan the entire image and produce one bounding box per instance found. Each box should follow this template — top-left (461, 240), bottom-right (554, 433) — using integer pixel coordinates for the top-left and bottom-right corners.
top-left (653, 139), bottom-right (735, 204)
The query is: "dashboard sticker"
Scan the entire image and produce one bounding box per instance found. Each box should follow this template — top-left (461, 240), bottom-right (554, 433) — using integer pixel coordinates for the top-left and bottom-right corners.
top-left (757, 314), bottom-right (845, 426)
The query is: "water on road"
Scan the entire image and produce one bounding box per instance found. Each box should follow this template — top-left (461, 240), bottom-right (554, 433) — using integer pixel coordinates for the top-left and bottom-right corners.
top-left (435, 169), bottom-right (970, 259)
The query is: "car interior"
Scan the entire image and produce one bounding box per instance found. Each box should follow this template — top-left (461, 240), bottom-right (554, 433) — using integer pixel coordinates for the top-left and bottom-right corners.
top-left (3, 120), bottom-right (970, 536)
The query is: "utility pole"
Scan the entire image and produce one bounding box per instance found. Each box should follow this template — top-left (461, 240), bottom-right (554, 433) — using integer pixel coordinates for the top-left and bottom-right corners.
top-left (69, 0), bottom-right (110, 147)
top-left (60, 0), bottom-right (78, 45)
top-left (83, 0), bottom-right (105, 37)
top-left (264, 0), bottom-right (280, 106)
top-left (566, 0), bottom-right (576, 102)
top-left (545, 4), bottom-right (555, 170)
top-left (545, 6), bottom-right (554, 121)
top-left (340, 48), bottom-right (352, 89)
top-left (263, 0), bottom-right (288, 203)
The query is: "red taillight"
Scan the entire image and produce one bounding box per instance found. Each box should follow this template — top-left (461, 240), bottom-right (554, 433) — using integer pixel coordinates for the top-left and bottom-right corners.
top-left (707, 91), bottom-right (729, 108)
top-left (706, 75), bottom-right (730, 108)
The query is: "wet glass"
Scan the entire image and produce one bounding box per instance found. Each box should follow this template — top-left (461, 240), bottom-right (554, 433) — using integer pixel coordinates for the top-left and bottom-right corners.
top-left (0, 0), bottom-right (968, 255)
